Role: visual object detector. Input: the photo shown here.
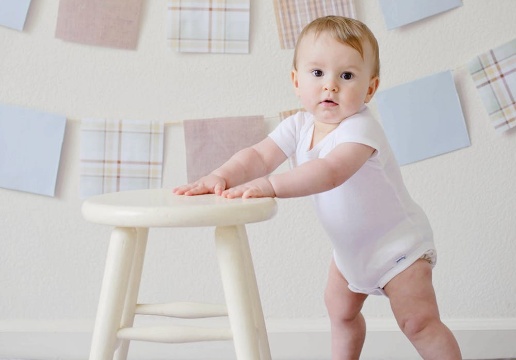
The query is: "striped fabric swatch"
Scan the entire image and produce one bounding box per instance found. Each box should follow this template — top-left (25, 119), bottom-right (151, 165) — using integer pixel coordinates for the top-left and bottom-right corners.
top-left (468, 38), bottom-right (516, 133)
top-left (55, 0), bottom-right (143, 50)
top-left (167, 0), bottom-right (250, 53)
top-left (183, 116), bottom-right (265, 182)
top-left (80, 119), bottom-right (164, 199)
top-left (273, 0), bottom-right (356, 49)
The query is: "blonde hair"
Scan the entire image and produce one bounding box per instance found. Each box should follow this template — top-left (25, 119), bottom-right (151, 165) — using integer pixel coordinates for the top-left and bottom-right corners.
top-left (293, 16), bottom-right (380, 78)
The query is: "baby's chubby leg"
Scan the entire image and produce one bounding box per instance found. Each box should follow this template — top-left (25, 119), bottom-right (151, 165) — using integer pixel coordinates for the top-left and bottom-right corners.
top-left (384, 259), bottom-right (462, 360)
top-left (325, 259), bottom-right (368, 360)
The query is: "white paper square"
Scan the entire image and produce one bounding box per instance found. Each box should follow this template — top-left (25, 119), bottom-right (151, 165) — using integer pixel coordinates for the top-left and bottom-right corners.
top-left (376, 71), bottom-right (470, 165)
top-left (0, 103), bottom-right (66, 196)
top-left (379, 0), bottom-right (462, 30)
top-left (0, 0), bottom-right (32, 31)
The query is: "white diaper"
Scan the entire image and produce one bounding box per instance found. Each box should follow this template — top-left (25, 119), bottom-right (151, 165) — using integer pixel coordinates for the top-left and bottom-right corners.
top-left (336, 243), bottom-right (437, 296)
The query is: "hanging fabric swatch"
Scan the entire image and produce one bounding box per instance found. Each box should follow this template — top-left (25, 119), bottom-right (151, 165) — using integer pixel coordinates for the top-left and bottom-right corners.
top-left (273, 0), bottom-right (356, 49)
top-left (183, 116), bottom-right (265, 182)
top-left (0, 0), bottom-right (32, 31)
top-left (167, 0), bottom-right (251, 53)
top-left (55, 0), bottom-right (143, 50)
top-left (80, 119), bottom-right (164, 199)
top-left (378, 0), bottom-right (462, 30)
top-left (0, 103), bottom-right (66, 197)
top-left (468, 38), bottom-right (516, 133)
top-left (279, 108), bottom-right (304, 121)
top-left (376, 71), bottom-right (470, 166)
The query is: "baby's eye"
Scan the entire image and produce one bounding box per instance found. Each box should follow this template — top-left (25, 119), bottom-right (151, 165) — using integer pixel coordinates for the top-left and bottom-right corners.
top-left (311, 69), bottom-right (324, 77)
top-left (341, 72), bottom-right (354, 80)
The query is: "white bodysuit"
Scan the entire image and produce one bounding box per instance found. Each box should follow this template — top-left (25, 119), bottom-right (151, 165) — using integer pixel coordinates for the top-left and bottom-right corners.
top-left (268, 106), bottom-right (436, 295)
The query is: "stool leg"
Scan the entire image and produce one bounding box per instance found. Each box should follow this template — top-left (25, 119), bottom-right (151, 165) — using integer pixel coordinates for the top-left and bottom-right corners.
top-left (114, 228), bottom-right (149, 360)
top-left (215, 225), bottom-right (261, 360)
top-left (237, 225), bottom-right (272, 360)
top-left (89, 227), bottom-right (137, 360)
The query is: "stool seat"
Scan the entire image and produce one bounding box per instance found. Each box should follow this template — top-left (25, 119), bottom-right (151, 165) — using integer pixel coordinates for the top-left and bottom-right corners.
top-left (82, 189), bottom-right (277, 360)
top-left (82, 189), bottom-right (277, 227)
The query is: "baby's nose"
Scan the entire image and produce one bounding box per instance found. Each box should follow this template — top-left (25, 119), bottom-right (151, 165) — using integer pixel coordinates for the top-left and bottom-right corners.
top-left (324, 82), bottom-right (338, 92)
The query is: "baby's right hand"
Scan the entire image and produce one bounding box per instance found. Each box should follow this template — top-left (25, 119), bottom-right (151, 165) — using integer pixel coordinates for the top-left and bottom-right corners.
top-left (172, 174), bottom-right (227, 196)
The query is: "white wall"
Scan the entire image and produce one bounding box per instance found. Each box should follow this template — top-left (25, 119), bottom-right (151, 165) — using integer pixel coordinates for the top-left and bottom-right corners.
top-left (1, 1), bottom-right (515, 359)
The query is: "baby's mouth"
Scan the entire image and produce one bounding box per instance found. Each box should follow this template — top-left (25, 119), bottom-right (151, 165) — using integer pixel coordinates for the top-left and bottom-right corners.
top-left (322, 99), bottom-right (338, 105)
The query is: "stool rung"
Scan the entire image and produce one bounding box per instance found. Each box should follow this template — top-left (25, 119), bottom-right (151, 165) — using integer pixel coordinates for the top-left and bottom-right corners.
top-left (117, 325), bottom-right (233, 343)
top-left (135, 302), bottom-right (228, 318)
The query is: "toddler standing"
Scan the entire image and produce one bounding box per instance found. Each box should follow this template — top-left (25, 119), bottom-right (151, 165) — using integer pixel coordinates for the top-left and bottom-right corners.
top-left (174, 16), bottom-right (462, 360)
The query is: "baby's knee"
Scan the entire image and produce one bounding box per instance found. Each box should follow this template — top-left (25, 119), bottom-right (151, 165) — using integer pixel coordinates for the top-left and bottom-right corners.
top-left (397, 314), bottom-right (438, 339)
top-left (324, 287), bottom-right (365, 323)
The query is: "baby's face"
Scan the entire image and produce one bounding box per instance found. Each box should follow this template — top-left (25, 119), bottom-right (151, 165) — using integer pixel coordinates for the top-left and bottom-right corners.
top-left (291, 31), bottom-right (379, 125)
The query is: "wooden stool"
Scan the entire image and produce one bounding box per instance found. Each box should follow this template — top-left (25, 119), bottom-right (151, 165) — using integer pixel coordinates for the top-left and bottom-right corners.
top-left (82, 189), bottom-right (277, 360)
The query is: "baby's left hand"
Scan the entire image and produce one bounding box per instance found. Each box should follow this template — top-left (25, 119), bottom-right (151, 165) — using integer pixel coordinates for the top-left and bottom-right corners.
top-left (221, 177), bottom-right (276, 199)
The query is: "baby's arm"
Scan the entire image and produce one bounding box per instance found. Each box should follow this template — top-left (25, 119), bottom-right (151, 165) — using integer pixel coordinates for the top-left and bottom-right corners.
top-left (271, 142), bottom-right (374, 197)
top-left (173, 137), bottom-right (287, 196)
top-left (222, 142), bottom-right (374, 198)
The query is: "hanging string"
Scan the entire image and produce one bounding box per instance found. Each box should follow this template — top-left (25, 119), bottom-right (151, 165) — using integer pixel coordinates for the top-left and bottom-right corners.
top-left (69, 115), bottom-right (282, 127)
top-left (162, 115), bottom-right (281, 127)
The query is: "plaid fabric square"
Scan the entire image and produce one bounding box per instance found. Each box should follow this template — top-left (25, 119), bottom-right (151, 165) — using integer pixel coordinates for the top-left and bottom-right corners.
top-left (167, 0), bottom-right (250, 53)
top-left (468, 38), bottom-right (516, 133)
top-left (80, 119), bottom-right (164, 199)
top-left (183, 116), bottom-right (265, 182)
top-left (273, 0), bottom-right (356, 49)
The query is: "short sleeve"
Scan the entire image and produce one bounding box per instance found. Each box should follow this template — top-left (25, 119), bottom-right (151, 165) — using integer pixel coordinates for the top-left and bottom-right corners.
top-left (333, 108), bottom-right (386, 159)
top-left (268, 112), bottom-right (308, 158)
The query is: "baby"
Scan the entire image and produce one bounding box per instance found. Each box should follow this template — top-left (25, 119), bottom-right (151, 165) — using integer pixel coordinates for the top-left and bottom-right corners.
top-left (174, 16), bottom-right (461, 360)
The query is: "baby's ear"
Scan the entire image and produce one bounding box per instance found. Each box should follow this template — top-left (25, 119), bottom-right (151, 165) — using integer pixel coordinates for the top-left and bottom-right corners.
top-left (291, 69), bottom-right (300, 95)
top-left (365, 76), bottom-right (380, 103)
